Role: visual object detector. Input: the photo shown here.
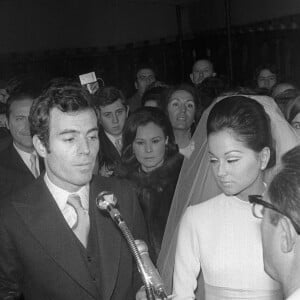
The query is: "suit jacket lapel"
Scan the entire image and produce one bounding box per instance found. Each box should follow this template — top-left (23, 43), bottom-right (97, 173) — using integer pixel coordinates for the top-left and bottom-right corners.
top-left (90, 179), bottom-right (121, 300)
top-left (10, 144), bottom-right (34, 177)
top-left (99, 128), bottom-right (121, 160)
top-left (13, 178), bottom-right (99, 299)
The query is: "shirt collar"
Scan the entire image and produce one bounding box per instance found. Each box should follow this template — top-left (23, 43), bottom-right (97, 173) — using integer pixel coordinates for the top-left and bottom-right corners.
top-left (287, 288), bottom-right (300, 300)
top-left (44, 173), bottom-right (89, 211)
top-left (13, 142), bottom-right (35, 159)
top-left (104, 131), bottom-right (122, 145)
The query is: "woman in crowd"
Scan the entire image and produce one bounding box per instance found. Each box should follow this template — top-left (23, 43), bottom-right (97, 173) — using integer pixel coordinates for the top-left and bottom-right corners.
top-left (164, 84), bottom-right (201, 158)
top-left (157, 93), bottom-right (299, 299)
top-left (115, 107), bottom-right (183, 260)
top-left (255, 64), bottom-right (278, 92)
top-left (285, 95), bottom-right (300, 136)
top-left (172, 96), bottom-right (282, 299)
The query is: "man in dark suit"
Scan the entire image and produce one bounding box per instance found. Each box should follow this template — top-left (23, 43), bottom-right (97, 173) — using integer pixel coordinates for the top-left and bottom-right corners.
top-left (93, 86), bottom-right (129, 176)
top-left (0, 84), bottom-right (148, 300)
top-left (0, 91), bottom-right (43, 198)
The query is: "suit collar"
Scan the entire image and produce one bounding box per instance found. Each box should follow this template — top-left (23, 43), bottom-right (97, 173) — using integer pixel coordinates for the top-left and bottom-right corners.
top-left (99, 127), bottom-right (121, 159)
top-left (13, 177), bottom-right (99, 299)
top-left (8, 143), bottom-right (34, 175)
top-left (2, 142), bottom-right (45, 176)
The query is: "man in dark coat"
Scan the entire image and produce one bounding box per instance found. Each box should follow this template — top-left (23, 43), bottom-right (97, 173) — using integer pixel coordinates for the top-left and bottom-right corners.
top-left (0, 84), bottom-right (148, 300)
top-left (0, 91), bottom-right (43, 198)
top-left (94, 86), bottom-right (129, 176)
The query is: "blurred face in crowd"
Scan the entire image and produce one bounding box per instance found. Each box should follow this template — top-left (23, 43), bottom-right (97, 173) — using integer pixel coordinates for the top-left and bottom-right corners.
top-left (135, 68), bottom-right (156, 95)
top-left (257, 69), bottom-right (277, 90)
top-left (98, 99), bottom-right (128, 137)
top-left (190, 60), bottom-right (215, 85)
top-left (144, 100), bottom-right (159, 108)
top-left (6, 98), bottom-right (34, 153)
top-left (272, 83), bottom-right (295, 98)
top-left (167, 90), bottom-right (196, 132)
top-left (133, 122), bottom-right (167, 173)
top-left (34, 108), bottom-right (99, 192)
top-left (208, 129), bottom-right (269, 202)
top-left (291, 113), bottom-right (300, 136)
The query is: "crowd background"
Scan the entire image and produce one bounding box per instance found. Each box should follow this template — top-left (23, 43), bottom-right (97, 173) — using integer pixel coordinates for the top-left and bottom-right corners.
top-left (0, 8), bottom-right (300, 96)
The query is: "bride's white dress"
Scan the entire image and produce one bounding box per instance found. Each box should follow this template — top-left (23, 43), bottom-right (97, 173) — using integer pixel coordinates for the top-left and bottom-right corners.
top-left (173, 194), bottom-right (282, 300)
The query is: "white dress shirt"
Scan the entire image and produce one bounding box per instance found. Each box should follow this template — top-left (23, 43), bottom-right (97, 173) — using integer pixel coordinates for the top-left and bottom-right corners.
top-left (44, 173), bottom-right (89, 228)
top-left (287, 289), bottom-right (300, 300)
top-left (13, 143), bottom-right (40, 177)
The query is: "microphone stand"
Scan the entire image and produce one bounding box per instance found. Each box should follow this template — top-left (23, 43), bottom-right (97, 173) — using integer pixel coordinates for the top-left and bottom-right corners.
top-left (96, 192), bottom-right (155, 300)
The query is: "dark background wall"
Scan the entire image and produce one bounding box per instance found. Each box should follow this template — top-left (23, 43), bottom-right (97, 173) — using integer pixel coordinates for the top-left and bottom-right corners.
top-left (0, 0), bottom-right (299, 94)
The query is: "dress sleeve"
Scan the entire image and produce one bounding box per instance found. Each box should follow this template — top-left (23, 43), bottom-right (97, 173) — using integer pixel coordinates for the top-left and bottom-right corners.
top-left (172, 207), bottom-right (201, 300)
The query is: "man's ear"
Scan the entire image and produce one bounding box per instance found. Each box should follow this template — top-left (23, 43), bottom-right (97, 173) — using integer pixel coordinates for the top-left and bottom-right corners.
top-left (33, 135), bottom-right (47, 158)
top-left (5, 117), bottom-right (9, 130)
top-left (260, 147), bottom-right (270, 170)
top-left (212, 72), bottom-right (217, 77)
top-left (165, 136), bottom-right (169, 145)
top-left (189, 73), bottom-right (194, 84)
top-left (280, 217), bottom-right (297, 253)
top-left (126, 105), bottom-right (130, 117)
top-left (134, 81), bottom-right (138, 90)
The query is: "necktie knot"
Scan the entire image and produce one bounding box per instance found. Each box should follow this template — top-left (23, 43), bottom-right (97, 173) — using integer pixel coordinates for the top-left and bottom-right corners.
top-left (67, 194), bottom-right (83, 210)
top-left (67, 194), bottom-right (90, 247)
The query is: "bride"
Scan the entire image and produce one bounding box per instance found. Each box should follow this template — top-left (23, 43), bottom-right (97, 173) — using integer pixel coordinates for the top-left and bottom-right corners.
top-left (157, 94), bottom-right (299, 299)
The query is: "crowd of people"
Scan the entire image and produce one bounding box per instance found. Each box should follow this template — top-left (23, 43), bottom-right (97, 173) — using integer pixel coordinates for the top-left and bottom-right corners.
top-left (0, 58), bottom-right (300, 300)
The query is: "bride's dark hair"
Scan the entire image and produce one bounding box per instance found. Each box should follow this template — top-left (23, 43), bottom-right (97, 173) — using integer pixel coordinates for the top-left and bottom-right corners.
top-left (207, 95), bottom-right (276, 169)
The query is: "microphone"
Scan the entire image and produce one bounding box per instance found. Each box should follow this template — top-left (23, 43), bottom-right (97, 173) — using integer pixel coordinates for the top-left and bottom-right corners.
top-left (96, 191), bottom-right (122, 224)
top-left (96, 191), bottom-right (170, 300)
top-left (135, 240), bottom-right (168, 299)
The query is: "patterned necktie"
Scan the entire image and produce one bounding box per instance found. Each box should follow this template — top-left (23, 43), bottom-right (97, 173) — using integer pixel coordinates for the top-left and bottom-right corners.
top-left (30, 152), bottom-right (39, 178)
top-left (115, 138), bottom-right (122, 155)
top-left (67, 194), bottom-right (90, 248)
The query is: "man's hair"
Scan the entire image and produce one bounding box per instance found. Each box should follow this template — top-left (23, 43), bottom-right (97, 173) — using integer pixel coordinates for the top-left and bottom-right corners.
top-left (29, 85), bottom-right (95, 151)
top-left (268, 145), bottom-right (300, 228)
top-left (93, 86), bottom-right (127, 109)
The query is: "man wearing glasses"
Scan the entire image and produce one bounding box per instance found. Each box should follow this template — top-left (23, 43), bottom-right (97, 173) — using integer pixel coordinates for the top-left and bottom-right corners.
top-left (249, 145), bottom-right (300, 300)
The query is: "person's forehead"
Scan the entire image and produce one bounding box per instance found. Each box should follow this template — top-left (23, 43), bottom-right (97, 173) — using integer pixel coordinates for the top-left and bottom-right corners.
top-left (49, 107), bottom-right (97, 133)
top-left (272, 83), bottom-right (294, 97)
top-left (137, 68), bottom-right (155, 77)
top-left (99, 99), bottom-right (125, 113)
top-left (136, 122), bottom-right (165, 138)
top-left (259, 69), bottom-right (276, 78)
top-left (10, 98), bottom-right (33, 111)
top-left (193, 60), bottom-right (212, 71)
top-left (170, 89), bottom-right (194, 101)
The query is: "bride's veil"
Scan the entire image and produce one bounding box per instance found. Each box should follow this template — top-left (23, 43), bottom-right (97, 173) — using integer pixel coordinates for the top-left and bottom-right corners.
top-left (157, 95), bottom-right (300, 295)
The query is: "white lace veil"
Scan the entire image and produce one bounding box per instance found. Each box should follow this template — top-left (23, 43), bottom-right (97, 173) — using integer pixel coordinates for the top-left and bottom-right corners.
top-left (157, 95), bottom-right (300, 295)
